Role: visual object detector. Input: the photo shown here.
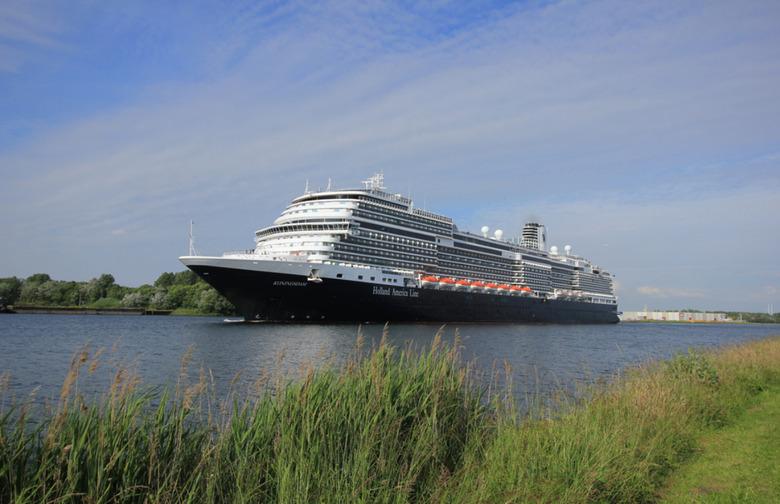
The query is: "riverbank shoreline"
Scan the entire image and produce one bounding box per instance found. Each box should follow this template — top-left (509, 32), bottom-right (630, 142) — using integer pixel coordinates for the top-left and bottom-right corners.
top-left (621, 319), bottom-right (775, 325)
top-left (2, 305), bottom-right (171, 315)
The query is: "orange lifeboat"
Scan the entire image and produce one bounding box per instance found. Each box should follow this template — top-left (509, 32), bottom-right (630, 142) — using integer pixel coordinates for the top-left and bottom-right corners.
top-left (455, 279), bottom-right (470, 291)
top-left (484, 282), bottom-right (498, 293)
top-left (469, 281), bottom-right (485, 292)
top-left (497, 284), bottom-right (510, 294)
top-left (439, 278), bottom-right (455, 290)
top-left (421, 276), bottom-right (438, 288)
top-left (509, 286), bottom-right (523, 296)
top-left (520, 286), bottom-right (533, 296)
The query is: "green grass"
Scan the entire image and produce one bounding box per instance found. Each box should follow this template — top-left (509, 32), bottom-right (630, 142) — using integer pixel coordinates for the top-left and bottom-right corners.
top-left (1, 330), bottom-right (779, 503)
top-left (657, 385), bottom-right (780, 503)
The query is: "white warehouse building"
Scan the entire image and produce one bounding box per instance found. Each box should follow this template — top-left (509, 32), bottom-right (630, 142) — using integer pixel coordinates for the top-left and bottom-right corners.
top-left (619, 311), bottom-right (730, 322)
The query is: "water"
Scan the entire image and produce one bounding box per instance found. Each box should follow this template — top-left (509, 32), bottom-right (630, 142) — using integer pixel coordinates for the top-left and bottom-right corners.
top-left (1, 315), bottom-right (777, 404)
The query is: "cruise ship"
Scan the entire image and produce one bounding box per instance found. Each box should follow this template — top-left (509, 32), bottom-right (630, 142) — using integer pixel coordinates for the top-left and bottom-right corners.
top-left (180, 174), bottom-right (619, 323)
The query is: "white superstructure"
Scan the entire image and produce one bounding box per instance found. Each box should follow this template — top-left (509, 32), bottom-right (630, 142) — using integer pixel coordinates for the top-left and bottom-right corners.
top-left (220, 174), bottom-right (616, 305)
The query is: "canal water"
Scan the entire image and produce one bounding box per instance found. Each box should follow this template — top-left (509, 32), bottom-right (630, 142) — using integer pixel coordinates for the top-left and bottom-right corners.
top-left (1, 315), bottom-right (777, 404)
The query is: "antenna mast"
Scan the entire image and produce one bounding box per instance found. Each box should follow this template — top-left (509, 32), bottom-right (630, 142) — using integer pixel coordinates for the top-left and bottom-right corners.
top-left (189, 219), bottom-right (198, 256)
top-left (362, 172), bottom-right (386, 192)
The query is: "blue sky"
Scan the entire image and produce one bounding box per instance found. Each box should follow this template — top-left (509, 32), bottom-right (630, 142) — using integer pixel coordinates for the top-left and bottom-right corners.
top-left (1, 0), bottom-right (778, 312)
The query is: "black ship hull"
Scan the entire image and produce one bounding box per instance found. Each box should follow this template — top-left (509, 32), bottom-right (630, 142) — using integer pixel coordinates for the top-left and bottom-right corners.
top-left (188, 263), bottom-right (619, 324)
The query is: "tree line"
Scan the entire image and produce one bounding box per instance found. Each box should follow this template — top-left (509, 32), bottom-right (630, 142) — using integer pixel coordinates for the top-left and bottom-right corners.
top-left (0, 271), bottom-right (235, 316)
top-left (723, 311), bottom-right (780, 324)
top-left (668, 308), bottom-right (780, 324)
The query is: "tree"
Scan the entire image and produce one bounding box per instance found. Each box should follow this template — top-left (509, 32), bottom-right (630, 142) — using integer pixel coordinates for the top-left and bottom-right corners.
top-left (25, 273), bottom-right (52, 284)
top-left (135, 284), bottom-right (155, 300)
top-left (150, 287), bottom-right (169, 308)
top-left (98, 274), bottom-right (120, 298)
top-left (154, 272), bottom-right (175, 289)
top-left (121, 284), bottom-right (154, 308)
top-left (164, 284), bottom-right (191, 310)
top-left (197, 288), bottom-right (234, 315)
top-left (20, 279), bottom-right (58, 304)
top-left (81, 278), bottom-right (103, 304)
top-left (51, 281), bottom-right (79, 306)
top-left (0, 277), bottom-right (21, 305)
top-left (3, 270), bottom-right (235, 315)
top-left (121, 291), bottom-right (147, 308)
top-left (173, 270), bottom-right (199, 286)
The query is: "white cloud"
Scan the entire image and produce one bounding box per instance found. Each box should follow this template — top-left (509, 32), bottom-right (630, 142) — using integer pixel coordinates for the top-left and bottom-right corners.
top-left (637, 286), bottom-right (665, 297)
top-left (0, 0), bottom-right (70, 72)
top-left (637, 286), bottom-right (706, 299)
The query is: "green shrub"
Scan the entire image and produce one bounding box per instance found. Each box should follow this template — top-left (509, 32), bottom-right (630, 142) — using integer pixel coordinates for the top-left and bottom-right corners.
top-left (666, 349), bottom-right (720, 386)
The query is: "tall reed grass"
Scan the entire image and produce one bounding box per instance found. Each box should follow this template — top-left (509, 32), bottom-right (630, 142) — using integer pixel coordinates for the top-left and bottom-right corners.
top-left (436, 336), bottom-right (780, 503)
top-left (1, 330), bottom-right (778, 503)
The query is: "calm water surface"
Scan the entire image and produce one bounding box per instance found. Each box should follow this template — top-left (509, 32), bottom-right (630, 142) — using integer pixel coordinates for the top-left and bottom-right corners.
top-left (1, 315), bottom-right (777, 403)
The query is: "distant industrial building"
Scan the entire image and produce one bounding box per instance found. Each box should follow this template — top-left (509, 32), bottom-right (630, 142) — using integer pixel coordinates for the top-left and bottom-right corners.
top-left (619, 311), bottom-right (730, 322)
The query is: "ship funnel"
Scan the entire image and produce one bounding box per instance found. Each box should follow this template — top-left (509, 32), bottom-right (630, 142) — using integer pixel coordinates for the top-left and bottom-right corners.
top-left (521, 222), bottom-right (547, 251)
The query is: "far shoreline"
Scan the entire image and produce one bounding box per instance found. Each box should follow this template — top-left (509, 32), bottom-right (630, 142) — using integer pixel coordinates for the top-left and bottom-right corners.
top-left (1, 305), bottom-right (171, 316)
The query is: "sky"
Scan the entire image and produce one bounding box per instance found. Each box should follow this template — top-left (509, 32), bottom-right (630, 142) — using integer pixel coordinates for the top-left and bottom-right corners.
top-left (1, 0), bottom-right (779, 313)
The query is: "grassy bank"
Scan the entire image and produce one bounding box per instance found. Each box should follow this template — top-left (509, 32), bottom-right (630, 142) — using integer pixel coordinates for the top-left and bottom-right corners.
top-left (1, 330), bottom-right (778, 503)
top-left (658, 382), bottom-right (780, 502)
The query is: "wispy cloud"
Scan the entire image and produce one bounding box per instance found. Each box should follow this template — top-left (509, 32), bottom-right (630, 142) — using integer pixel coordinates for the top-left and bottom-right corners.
top-left (0, 1), bottom-right (68, 72)
top-left (637, 286), bottom-right (706, 299)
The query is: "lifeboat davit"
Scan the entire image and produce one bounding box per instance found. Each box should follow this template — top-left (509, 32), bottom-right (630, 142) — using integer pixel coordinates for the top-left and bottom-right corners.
top-left (439, 278), bottom-right (455, 290)
top-left (469, 281), bottom-right (485, 292)
top-left (421, 276), bottom-right (438, 288)
top-left (454, 279), bottom-right (470, 291)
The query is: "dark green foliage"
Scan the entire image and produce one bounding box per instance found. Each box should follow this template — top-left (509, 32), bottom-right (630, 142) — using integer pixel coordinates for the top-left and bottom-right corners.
top-left (154, 271), bottom-right (176, 288)
top-left (725, 311), bottom-right (780, 324)
top-left (23, 273), bottom-right (52, 284)
top-left (172, 270), bottom-right (199, 286)
top-left (1, 271), bottom-right (235, 316)
top-left (0, 276), bottom-right (21, 305)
